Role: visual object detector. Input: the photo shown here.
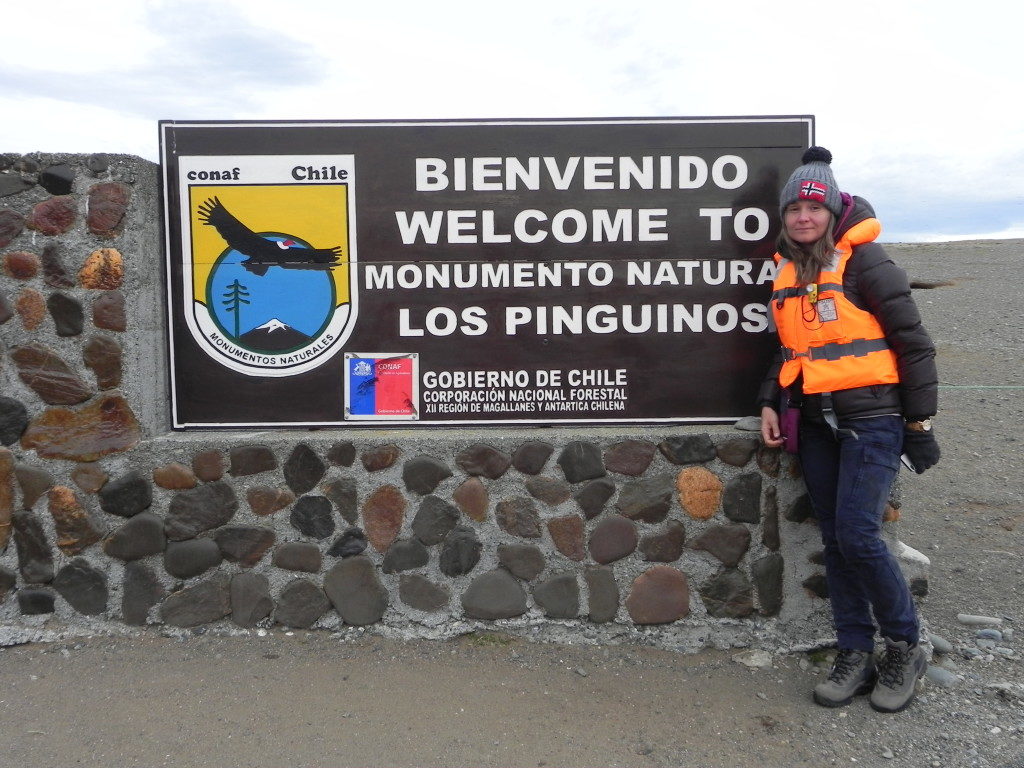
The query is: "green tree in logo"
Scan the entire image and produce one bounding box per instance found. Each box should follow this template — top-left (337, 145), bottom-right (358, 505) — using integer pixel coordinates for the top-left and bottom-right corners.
top-left (222, 279), bottom-right (250, 339)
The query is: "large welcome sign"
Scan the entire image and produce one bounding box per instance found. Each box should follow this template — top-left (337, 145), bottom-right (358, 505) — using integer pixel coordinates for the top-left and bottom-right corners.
top-left (160, 117), bottom-right (813, 428)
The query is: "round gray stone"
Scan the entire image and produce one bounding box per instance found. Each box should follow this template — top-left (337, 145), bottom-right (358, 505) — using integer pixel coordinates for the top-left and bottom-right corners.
top-left (98, 471), bottom-right (152, 518)
top-left (723, 473), bottom-right (762, 524)
top-left (585, 566), bottom-right (619, 623)
top-left (327, 527), bottom-right (367, 558)
top-left (18, 588), bottom-right (55, 615)
top-left (53, 558), bottom-right (108, 615)
top-left (511, 441), bottom-right (553, 475)
top-left (411, 495), bottom-right (459, 545)
top-left (461, 569), bottom-right (527, 620)
top-left (290, 496), bottom-right (335, 540)
top-left (103, 512), bottom-right (166, 561)
top-left (556, 441), bottom-right (606, 483)
top-left (439, 526), bottom-right (481, 577)
top-left (381, 537), bottom-right (429, 574)
top-left (161, 574), bottom-right (232, 627)
top-left (402, 455), bottom-right (453, 495)
top-left (323, 556), bottom-right (388, 626)
top-left (399, 574), bottom-right (450, 612)
top-left (0, 396), bottom-right (29, 445)
top-left (496, 544), bottom-right (546, 581)
top-left (275, 579), bottom-right (330, 628)
top-left (283, 444), bottom-right (326, 495)
top-left (164, 538), bottom-right (223, 579)
top-left (272, 541), bottom-right (323, 573)
top-left (165, 482), bottom-right (238, 541)
top-left (230, 572), bottom-right (273, 628)
top-left (122, 562), bottom-right (165, 625)
top-left (573, 478), bottom-right (616, 519)
top-left (533, 573), bottom-right (579, 619)
top-left (658, 435), bottom-right (715, 465)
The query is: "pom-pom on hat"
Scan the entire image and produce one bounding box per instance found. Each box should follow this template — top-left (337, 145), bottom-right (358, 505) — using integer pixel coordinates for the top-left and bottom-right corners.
top-left (779, 146), bottom-right (843, 217)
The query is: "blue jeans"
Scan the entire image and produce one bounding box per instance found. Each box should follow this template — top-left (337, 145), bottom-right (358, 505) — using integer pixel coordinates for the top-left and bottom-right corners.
top-left (799, 415), bottom-right (919, 651)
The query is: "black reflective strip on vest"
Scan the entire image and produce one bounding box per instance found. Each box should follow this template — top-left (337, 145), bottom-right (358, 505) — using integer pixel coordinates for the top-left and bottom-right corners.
top-left (781, 337), bottom-right (890, 362)
top-left (770, 282), bottom-right (845, 302)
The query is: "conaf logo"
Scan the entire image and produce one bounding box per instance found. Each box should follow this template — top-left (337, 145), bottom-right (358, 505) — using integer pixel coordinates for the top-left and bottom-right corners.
top-left (180, 160), bottom-right (358, 377)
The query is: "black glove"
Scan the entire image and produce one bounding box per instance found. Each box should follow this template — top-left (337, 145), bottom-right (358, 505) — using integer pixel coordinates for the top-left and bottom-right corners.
top-left (903, 428), bottom-right (940, 474)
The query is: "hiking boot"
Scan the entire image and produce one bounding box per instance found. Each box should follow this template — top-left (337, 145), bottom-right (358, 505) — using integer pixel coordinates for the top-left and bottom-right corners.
top-left (813, 649), bottom-right (876, 707)
top-left (869, 639), bottom-right (927, 713)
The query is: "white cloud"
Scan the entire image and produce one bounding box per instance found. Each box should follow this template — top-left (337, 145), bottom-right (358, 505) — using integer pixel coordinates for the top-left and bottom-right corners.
top-left (1, 0), bottom-right (1021, 240)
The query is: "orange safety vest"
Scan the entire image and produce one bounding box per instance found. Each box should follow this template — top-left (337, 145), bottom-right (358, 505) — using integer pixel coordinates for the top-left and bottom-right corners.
top-left (771, 218), bottom-right (900, 394)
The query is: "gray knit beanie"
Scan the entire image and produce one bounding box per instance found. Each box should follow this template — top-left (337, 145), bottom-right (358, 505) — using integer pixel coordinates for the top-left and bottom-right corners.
top-left (779, 146), bottom-right (843, 217)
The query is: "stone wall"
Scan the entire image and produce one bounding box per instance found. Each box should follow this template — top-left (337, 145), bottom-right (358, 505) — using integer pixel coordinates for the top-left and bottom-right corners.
top-left (0, 153), bottom-right (926, 650)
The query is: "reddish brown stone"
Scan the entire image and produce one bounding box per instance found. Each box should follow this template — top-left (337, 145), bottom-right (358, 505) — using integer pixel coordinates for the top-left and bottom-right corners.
top-left (588, 515), bottom-right (638, 564)
top-left (229, 445), bottom-right (277, 476)
top-left (153, 462), bottom-right (198, 490)
top-left (546, 515), bottom-right (585, 561)
top-left (883, 503), bottom-right (900, 523)
top-left (71, 463), bottom-right (107, 493)
top-left (20, 394), bottom-right (141, 462)
top-left (495, 497), bottom-right (542, 538)
top-left (0, 291), bottom-right (12, 325)
top-left (247, 486), bottom-right (295, 517)
top-left (3, 251), bottom-right (39, 279)
top-left (0, 209), bottom-right (25, 248)
top-left (361, 444), bottom-right (400, 472)
top-left (0, 448), bottom-right (12, 550)
top-left (639, 520), bottom-right (686, 562)
top-left (10, 342), bottom-right (93, 405)
top-left (362, 484), bottom-right (406, 552)
top-left (452, 477), bottom-right (488, 522)
top-left (82, 335), bottom-right (122, 389)
top-left (192, 450), bottom-right (224, 482)
top-left (86, 182), bottom-right (129, 237)
top-left (603, 439), bottom-right (657, 476)
top-left (525, 475), bottom-right (571, 506)
top-left (27, 196), bottom-right (76, 235)
top-left (16, 288), bottom-right (46, 330)
top-left (455, 443), bottom-right (512, 479)
top-left (625, 566), bottom-right (690, 624)
top-left (48, 486), bottom-right (103, 555)
top-left (78, 248), bottom-right (124, 289)
top-left (676, 466), bottom-right (722, 520)
top-left (92, 291), bottom-right (126, 331)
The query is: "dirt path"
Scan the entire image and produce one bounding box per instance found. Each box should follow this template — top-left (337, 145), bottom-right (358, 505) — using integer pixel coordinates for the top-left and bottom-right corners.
top-left (1, 240), bottom-right (1023, 768)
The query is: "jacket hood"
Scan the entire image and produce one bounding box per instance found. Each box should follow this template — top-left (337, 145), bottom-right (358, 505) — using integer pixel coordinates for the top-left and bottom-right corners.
top-left (835, 194), bottom-right (878, 241)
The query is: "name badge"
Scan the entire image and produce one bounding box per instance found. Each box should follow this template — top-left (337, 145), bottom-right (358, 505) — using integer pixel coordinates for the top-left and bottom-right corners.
top-left (816, 298), bottom-right (838, 322)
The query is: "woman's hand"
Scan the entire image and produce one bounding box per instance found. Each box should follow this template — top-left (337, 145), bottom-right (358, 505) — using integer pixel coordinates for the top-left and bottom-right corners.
top-left (761, 406), bottom-right (783, 447)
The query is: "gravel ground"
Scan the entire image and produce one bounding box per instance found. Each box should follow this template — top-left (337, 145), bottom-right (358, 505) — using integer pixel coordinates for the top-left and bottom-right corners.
top-left (0, 239), bottom-right (1021, 768)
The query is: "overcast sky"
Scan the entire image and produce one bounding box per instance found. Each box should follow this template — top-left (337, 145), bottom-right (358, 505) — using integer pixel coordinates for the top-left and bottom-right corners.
top-left (2, 0), bottom-right (1021, 242)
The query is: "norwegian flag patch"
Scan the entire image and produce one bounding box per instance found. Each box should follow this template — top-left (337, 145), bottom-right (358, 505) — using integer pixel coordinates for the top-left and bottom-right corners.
top-left (799, 181), bottom-right (828, 201)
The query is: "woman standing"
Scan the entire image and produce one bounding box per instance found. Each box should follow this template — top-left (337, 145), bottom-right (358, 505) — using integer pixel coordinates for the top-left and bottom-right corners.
top-left (758, 147), bottom-right (941, 713)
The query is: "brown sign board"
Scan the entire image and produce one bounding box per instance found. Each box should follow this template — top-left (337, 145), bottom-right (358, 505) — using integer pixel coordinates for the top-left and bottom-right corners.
top-left (160, 117), bottom-right (813, 428)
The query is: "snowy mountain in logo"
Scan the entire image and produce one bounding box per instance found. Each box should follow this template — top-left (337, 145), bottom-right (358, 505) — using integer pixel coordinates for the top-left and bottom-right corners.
top-left (256, 318), bottom-right (289, 332)
top-left (238, 317), bottom-right (312, 352)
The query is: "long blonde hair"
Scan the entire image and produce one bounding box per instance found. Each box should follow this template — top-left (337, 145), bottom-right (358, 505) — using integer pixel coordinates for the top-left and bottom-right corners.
top-left (776, 214), bottom-right (837, 285)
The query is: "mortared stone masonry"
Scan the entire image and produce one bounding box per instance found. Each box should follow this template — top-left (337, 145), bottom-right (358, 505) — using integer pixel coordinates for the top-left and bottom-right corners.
top-left (0, 153), bottom-right (925, 650)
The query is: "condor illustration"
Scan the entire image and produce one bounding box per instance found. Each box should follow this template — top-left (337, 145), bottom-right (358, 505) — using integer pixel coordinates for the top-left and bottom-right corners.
top-left (179, 157), bottom-right (358, 378)
top-left (197, 196), bottom-right (343, 276)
